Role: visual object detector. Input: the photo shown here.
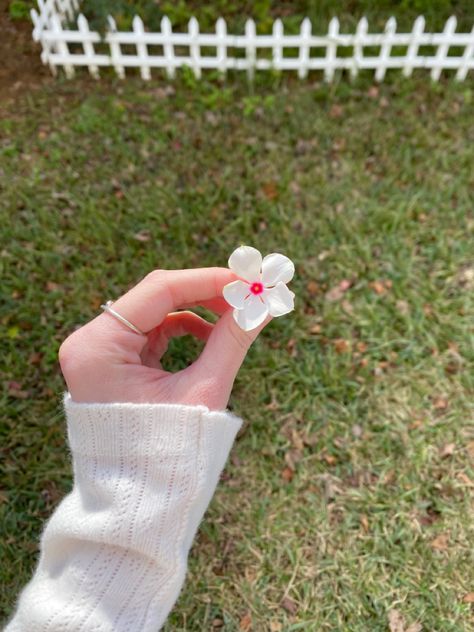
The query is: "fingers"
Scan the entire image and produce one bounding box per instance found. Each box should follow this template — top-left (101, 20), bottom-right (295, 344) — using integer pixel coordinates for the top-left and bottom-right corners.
top-left (105, 267), bottom-right (236, 335)
top-left (195, 307), bottom-right (272, 395)
top-left (141, 311), bottom-right (214, 368)
top-left (182, 297), bottom-right (230, 316)
top-left (157, 311), bottom-right (214, 345)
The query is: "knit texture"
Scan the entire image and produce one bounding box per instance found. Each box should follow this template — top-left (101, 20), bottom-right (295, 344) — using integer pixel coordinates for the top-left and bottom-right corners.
top-left (6, 392), bottom-right (243, 632)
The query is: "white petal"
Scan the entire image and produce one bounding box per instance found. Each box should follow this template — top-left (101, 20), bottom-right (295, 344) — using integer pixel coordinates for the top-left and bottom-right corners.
top-left (233, 294), bottom-right (268, 331)
top-left (263, 282), bottom-right (295, 317)
top-left (261, 253), bottom-right (295, 286)
top-left (222, 280), bottom-right (250, 309)
top-left (228, 246), bottom-right (262, 282)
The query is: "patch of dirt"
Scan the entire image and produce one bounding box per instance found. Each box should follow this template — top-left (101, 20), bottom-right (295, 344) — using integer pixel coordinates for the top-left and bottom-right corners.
top-left (0, 0), bottom-right (51, 105)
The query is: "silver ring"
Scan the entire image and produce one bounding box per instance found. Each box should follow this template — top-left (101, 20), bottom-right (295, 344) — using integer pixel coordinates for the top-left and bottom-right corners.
top-left (100, 300), bottom-right (146, 336)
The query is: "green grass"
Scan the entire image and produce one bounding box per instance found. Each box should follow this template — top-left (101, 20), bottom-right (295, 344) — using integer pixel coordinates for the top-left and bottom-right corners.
top-left (0, 71), bottom-right (473, 630)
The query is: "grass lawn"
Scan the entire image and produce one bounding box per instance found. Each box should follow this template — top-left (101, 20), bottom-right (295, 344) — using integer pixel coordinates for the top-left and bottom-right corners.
top-left (0, 68), bottom-right (473, 630)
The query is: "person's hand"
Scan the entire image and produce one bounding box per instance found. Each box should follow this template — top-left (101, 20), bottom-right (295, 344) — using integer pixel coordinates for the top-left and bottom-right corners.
top-left (58, 268), bottom-right (271, 410)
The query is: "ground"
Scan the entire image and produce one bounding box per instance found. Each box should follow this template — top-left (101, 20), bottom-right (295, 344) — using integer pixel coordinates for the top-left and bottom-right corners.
top-left (0, 4), bottom-right (473, 632)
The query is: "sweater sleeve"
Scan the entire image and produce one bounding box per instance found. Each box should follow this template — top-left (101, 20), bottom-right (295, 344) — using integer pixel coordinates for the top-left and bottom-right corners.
top-left (6, 392), bottom-right (243, 632)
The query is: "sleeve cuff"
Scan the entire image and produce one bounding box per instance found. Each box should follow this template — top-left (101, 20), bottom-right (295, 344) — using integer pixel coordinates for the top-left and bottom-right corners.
top-left (63, 391), bottom-right (244, 459)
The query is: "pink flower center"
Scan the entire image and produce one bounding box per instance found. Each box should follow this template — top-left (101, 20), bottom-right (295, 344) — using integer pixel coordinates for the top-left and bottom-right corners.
top-left (250, 282), bottom-right (264, 295)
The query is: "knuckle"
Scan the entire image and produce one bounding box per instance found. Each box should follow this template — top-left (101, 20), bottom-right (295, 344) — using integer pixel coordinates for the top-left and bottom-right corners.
top-left (229, 325), bottom-right (252, 352)
top-left (58, 329), bottom-right (88, 376)
top-left (144, 269), bottom-right (166, 284)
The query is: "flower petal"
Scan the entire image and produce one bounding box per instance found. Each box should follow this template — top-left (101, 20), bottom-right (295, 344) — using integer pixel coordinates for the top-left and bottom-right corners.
top-left (261, 253), bottom-right (295, 286)
top-left (263, 282), bottom-right (295, 317)
top-left (222, 280), bottom-right (250, 310)
top-left (233, 295), bottom-right (268, 331)
top-left (228, 246), bottom-right (262, 282)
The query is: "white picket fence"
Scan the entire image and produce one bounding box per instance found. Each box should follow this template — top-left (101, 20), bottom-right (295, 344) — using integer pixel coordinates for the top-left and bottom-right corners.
top-left (31, 0), bottom-right (474, 81)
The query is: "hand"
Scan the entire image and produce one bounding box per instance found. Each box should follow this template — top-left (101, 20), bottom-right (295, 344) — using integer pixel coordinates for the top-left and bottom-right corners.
top-left (58, 268), bottom-right (271, 410)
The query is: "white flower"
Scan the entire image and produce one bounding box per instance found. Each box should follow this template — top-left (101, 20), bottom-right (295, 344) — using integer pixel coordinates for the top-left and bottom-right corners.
top-left (223, 245), bottom-right (296, 331)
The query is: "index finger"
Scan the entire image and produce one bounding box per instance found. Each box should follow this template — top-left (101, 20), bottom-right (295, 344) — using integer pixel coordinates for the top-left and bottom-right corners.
top-left (107, 267), bottom-right (236, 334)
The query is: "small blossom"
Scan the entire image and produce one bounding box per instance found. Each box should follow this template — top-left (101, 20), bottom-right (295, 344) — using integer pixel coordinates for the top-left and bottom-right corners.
top-left (223, 245), bottom-right (295, 331)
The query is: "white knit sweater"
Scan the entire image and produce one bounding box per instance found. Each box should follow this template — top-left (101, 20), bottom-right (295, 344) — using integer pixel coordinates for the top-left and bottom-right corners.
top-left (6, 392), bottom-right (243, 631)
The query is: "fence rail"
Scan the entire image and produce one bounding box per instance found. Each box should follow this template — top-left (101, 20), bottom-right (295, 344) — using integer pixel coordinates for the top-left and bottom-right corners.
top-left (31, 1), bottom-right (474, 82)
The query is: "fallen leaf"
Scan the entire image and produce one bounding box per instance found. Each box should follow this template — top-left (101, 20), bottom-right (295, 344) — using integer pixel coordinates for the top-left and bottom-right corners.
top-left (462, 593), bottom-right (474, 603)
top-left (89, 296), bottom-right (102, 310)
top-left (28, 352), bottom-right (43, 365)
top-left (352, 424), bottom-right (363, 438)
top-left (133, 230), bottom-right (151, 242)
top-left (262, 181), bottom-right (278, 200)
top-left (323, 454), bottom-right (337, 466)
top-left (329, 104), bottom-right (343, 118)
top-left (290, 428), bottom-right (305, 451)
top-left (406, 624), bottom-right (422, 632)
top-left (370, 280), bottom-right (386, 295)
top-left (309, 324), bottom-right (322, 335)
top-left (368, 86), bottom-right (379, 99)
top-left (318, 250), bottom-right (331, 261)
top-left (286, 338), bottom-right (298, 358)
top-left (388, 609), bottom-right (405, 632)
top-left (7, 381), bottom-right (29, 399)
top-left (270, 622), bottom-right (283, 632)
top-left (281, 467), bottom-right (294, 482)
top-left (456, 265), bottom-right (474, 289)
top-left (46, 281), bottom-right (61, 292)
top-left (332, 138), bottom-right (346, 152)
top-left (325, 279), bottom-right (352, 302)
top-left (7, 326), bottom-right (20, 339)
top-left (430, 532), bottom-right (449, 550)
top-left (433, 397), bottom-right (449, 411)
top-left (306, 280), bottom-right (320, 296)
top-left (360, 514), bottom-right (369, 532)
top-left (456, 472), bottom-right (473, 487)
top-left (239, 612), bottom-right (252, 631)
top-left (280, 596), bottom-right (298, 615)
top-left (396, 300), bottom-right (410, 316)
top-left (341, 300), bottom-right (354, 315)
top-left (439, 443), bottom-right (455, 458)
top-left (212, 618), bottom-right (224, 628)
top-left (284, 449), bottom-right (303, 470)
top-left (333, 339), bottom-right (350, 353)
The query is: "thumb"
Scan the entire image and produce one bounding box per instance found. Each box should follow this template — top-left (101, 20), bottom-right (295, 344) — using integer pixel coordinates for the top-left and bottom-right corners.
top-left (195, 307), bottom-right (272, 394)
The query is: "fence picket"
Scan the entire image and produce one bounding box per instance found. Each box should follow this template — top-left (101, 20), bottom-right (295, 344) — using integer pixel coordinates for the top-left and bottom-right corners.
top-left (272, 19), bottom-right (283, 72)
top-left (132, 15), bottom-right (150, 79)
top-left (298, 18), bottom-right (311, 79)
top-left (376, 17), bottom-right (396, 81)
top-left (107, 16), bottom-right (125, 78)
top-left (161, 16), bottom-right (175, 78)
top-left (245, 19), bottom-right (256, 81)
top-left (431, 16), bottom-right (457, 80)
top-left (351, 17), bottom-right (368, 78)
top-left (188, 17), bottom-right (201, 79)
top-left (325, 18), bottom-right (339, 82)
top-left (30, 7), bottom-right (474, 82)
top-left (77, 14), bottom-right (99, 78)
top-left (216, 18), bottom-right (227, 75)
top-left (456, 24), bottom-right (474, 80)
top-left (403, 15), bottom-right (425, 77)
top-left (51, 13), bottom-right (74, 77)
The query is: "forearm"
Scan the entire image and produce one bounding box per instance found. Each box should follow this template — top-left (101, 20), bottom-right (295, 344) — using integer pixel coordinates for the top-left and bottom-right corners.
top-left (6, 393), bottom-right (242, 632)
